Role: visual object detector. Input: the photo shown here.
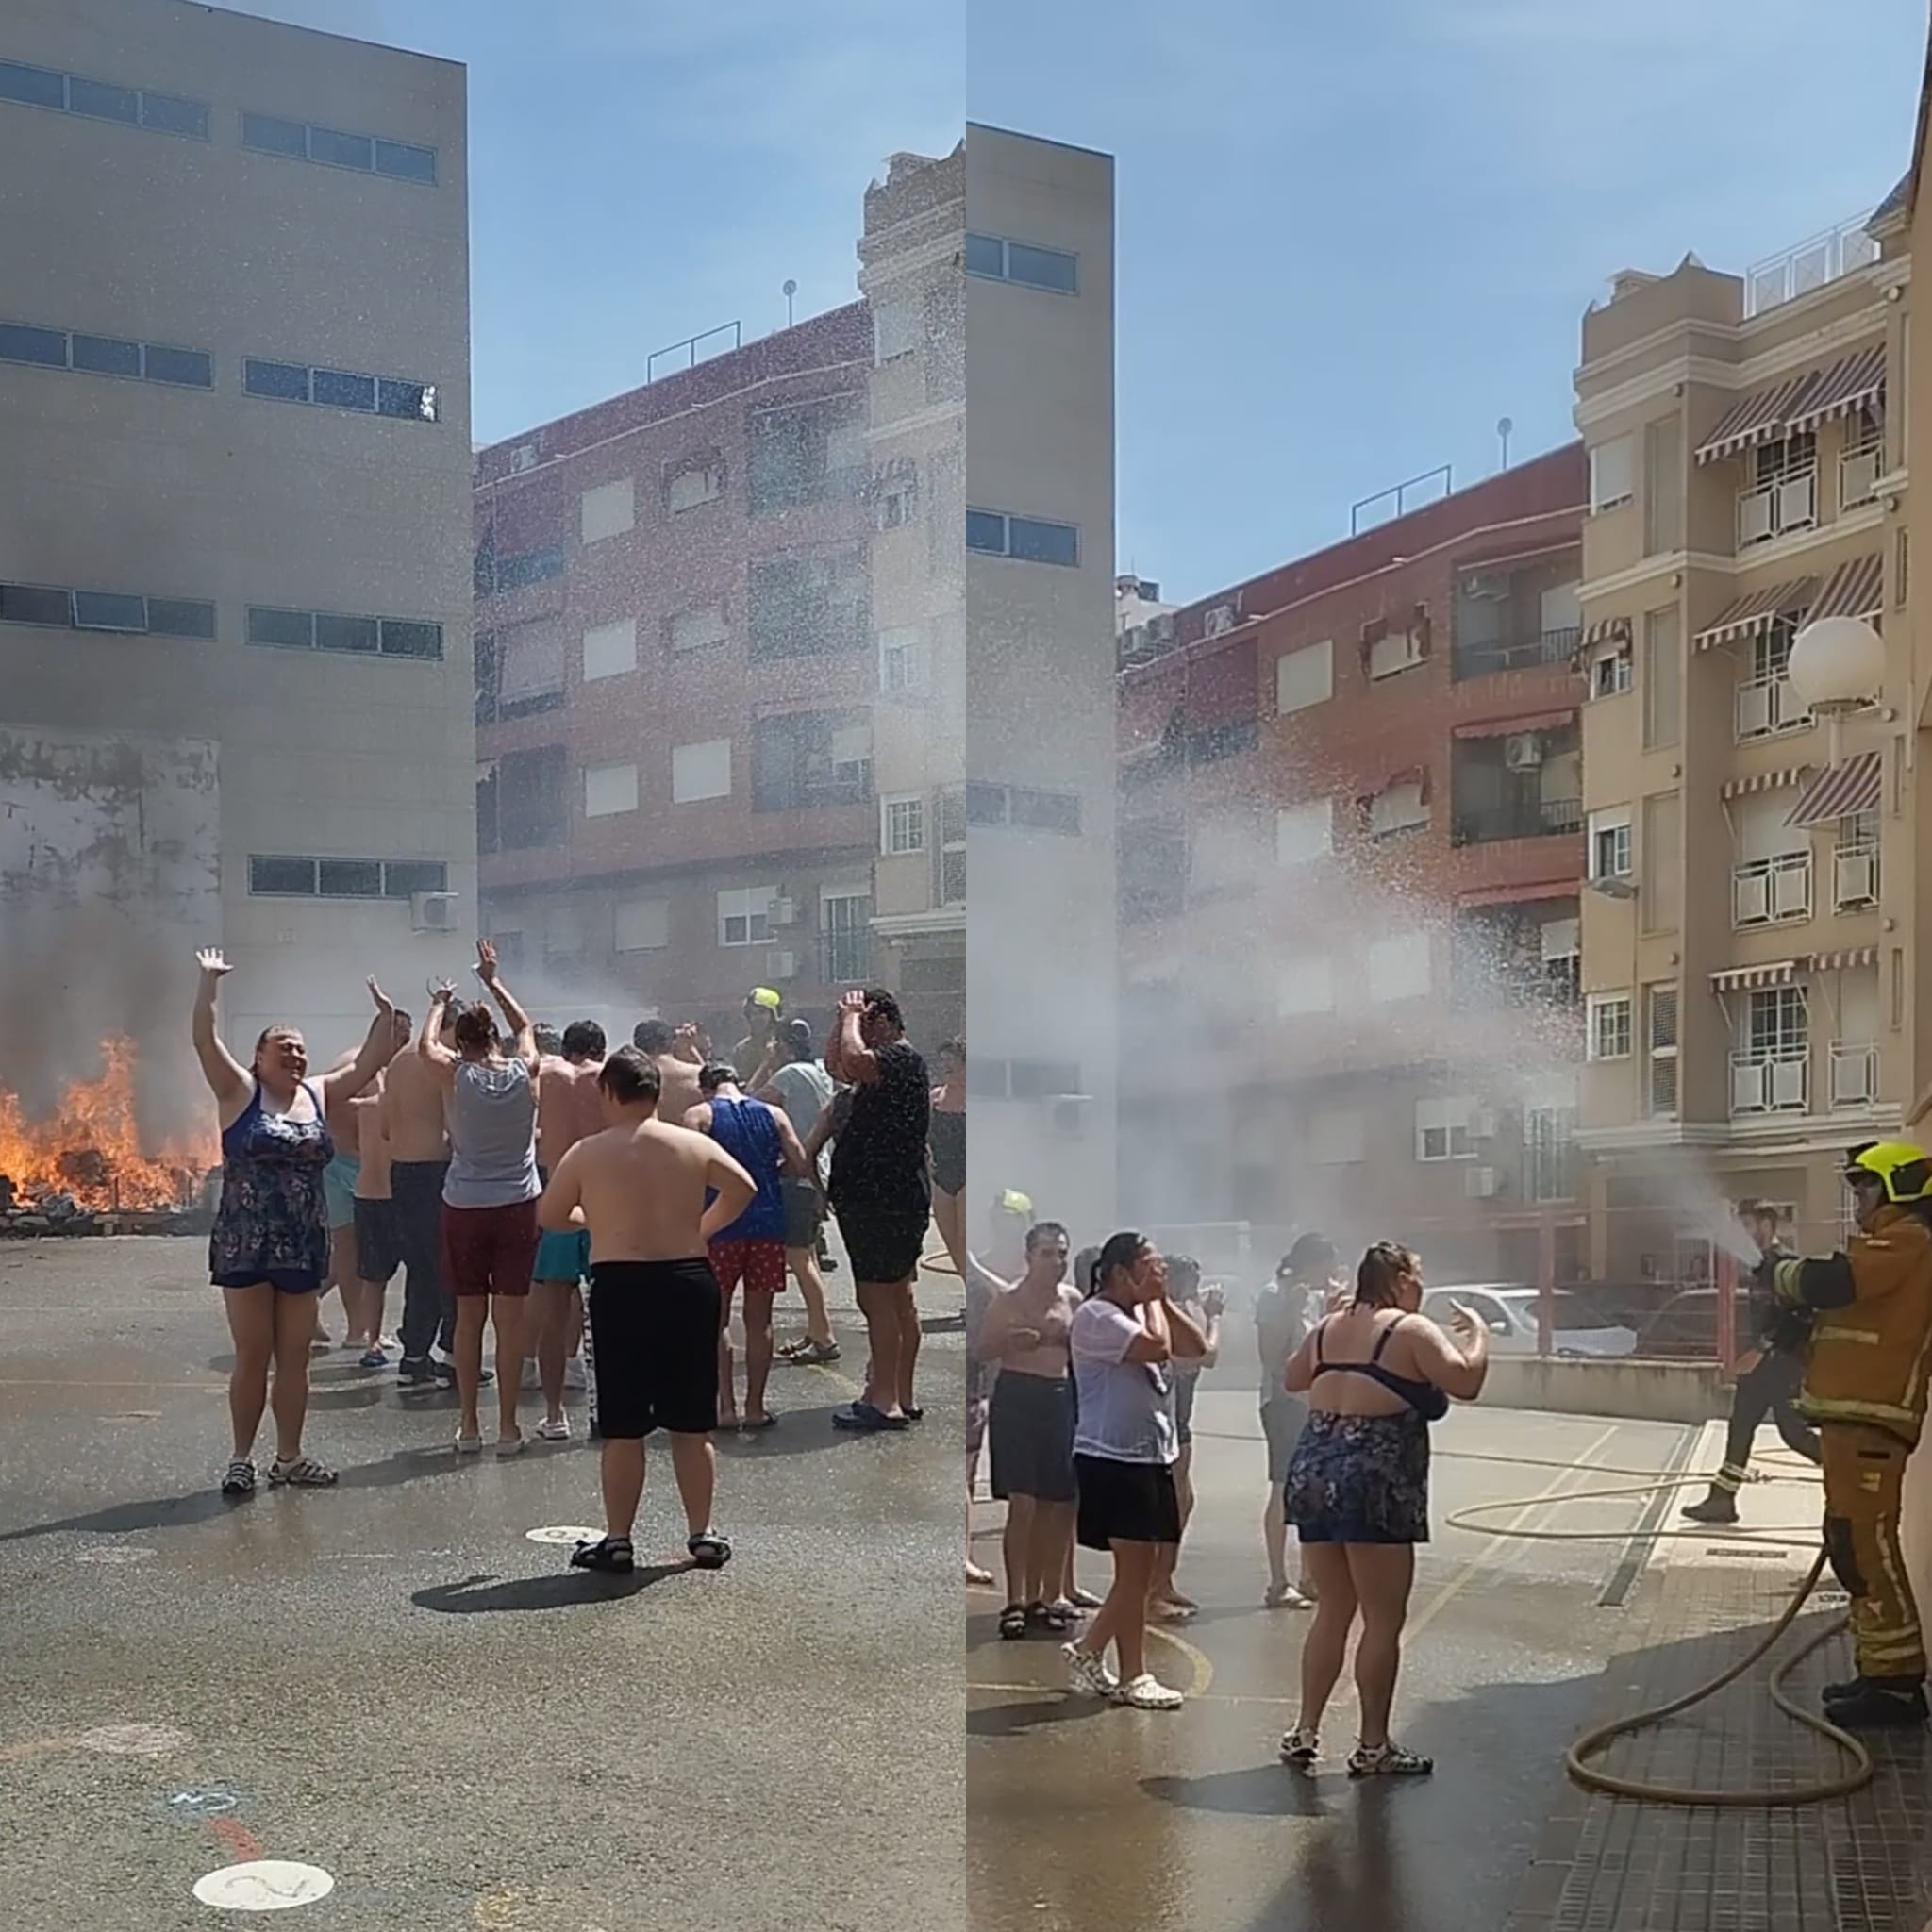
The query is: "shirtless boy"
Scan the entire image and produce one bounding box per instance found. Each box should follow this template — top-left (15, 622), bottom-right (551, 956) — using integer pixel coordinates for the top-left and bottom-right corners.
top-left (531, 1020), bottom-right (606, 1441)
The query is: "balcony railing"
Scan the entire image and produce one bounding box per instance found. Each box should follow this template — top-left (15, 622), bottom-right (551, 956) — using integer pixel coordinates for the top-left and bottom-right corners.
top-left (1744, 212), bottom-right (1879, 318)
top-left (1452, 626), bottom-right (1581, 680)
top-left (1834, 842), bottom-right (1879, 911)
top-left (1840, 443), bottom-right (1882, 510)
top-left (1829, 1041), bottom-right (1879, 1108)
top-left (1737, 467), bottom-right (1817, 548)
top-left (1733, 852), bottom-right (1811, 927)
top-left (1451, 795), bottom-right (1584, 846)
top-left (1731, 1047), bottom-right (1808, 1115)
top-left (1735, 675), bottom-right (1812, 741)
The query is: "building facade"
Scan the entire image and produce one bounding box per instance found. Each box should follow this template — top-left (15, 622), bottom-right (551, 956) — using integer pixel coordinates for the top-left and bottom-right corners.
top-left (1573, 213), bottom-right (1906, 1270)
top-left (965, 125), bottom-right (1120, 1239)
top-left (0, 0), bottom-right (475, 1074)
top-left (472, 308), bottom-right (878, 1047)
top-left (1116, 448), bottom-right (1590, 1281)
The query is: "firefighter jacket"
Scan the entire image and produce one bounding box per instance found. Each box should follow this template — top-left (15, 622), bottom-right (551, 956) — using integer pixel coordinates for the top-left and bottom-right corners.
top-left (1768, 1204), bottom-right (1932, 1444)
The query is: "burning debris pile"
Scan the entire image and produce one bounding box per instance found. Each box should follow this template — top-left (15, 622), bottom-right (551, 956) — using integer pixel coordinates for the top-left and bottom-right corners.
top-left (0, 1039), bottom-right (216, 1237)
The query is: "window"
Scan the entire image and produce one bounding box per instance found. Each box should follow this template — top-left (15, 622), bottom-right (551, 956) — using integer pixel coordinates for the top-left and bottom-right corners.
top-left (1739, 431), bottom-right (1819, 545)
top-left (747, 398), bottom-right (866, 513)
top-left (1366, 623), bottom-right (1426, 680)
top-left (580, 478), bottom-right (635, 545)
top-left (0, 319), bottom-right (214, 390)
top-left (1589, 993), bottom-right (1634, 1061)
top-left (1590, 434), bottom-right (1635, 512)
top-left (581, 619), bottom-right (637, 681)
top-left (0, 581), bottom-right (214, 640)
top-left (1275, 639), bottom-right (1333, 714)
top-left (476, 746), bottom-right (567, 852)
top-left (1368, 932), bottom-right (1431, 1004)
top-left (542, 905), bottom-right (585, 962)
top-left (245, 356), bottom-right (439, 421)
top-left (0, 61), bottom-right (209, 139)
top-left (938, 788), bottom-right (967, 903)
top-left (873, 292), bottom-right (920, 362)
top-left (246, 605), bottom-right (441, 660)
top-left (966, 508), bottom-right (1080, 566)
top-left (666, 457), bottom-right (724, 513)
top-left (583, 761), bottom-right (639, 818)
top-left (753, 711), bottom-right (872, 811)
top-left (1589, 808), bottom-right (1633, 882)
top-left (1415, 1096), bottom-right (1478, 1162)
top-left (242, 109), bottom-right (437, 183)
top-left (1274, 798), bottom-right (1333, 866)
top-left (1309, 1109), bottom-right (1366, 1166)
top-left (717, 886), bottom-right (776, 948)
top-left (964, 232), bottom-right (1079, 294)
top-left (1277, 956), bottom-right (1335, 1016)
top-left (1368, 780), bottom-right (1430, 838)
top-left (1591, 647), bottom-right (1633, 699)
top-left (748, 554), bottom-right (868, 659)
top-left (821, 891), bottom-right (873, 982)
top-left (614, 897), bottom-right (669, 953)
top-left (72, 334), bottom-right (141, 377)
top-left (475, 620), bottom-right (565, 724)
top-left (1641, 608), bottom-right (1681, 749)
top-left (248, 856), bottom-right (446, 898)
top-left (0, 322), bottom-right (68, 367)
top-left (1641, 792), bottom-right (1682, 933)
top-left (882, 793), bottom-right (926, 856)
top-left (878, 625), bottom-right (922, 695)
top-left (1646, 985), bottom-right (1679, 1116)
top-left (1747, 987), bottom-right (1808, 1058)
top-left (671, 740), bottom-right (732, 805)
top-left (966, 783), bottom-right (1081, 834)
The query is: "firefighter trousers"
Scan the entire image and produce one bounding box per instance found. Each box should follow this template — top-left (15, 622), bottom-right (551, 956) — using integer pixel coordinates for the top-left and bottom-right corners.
top-left (1820, 1424), bottom-right (1925, 1682)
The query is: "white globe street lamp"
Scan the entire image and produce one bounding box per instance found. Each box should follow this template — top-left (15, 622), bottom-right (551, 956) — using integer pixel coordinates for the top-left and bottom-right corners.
top-left (1787, 614), bottom-right (1885, 760)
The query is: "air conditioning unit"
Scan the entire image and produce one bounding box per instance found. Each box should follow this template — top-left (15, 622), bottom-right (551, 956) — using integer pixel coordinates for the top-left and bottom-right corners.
top-left (1504, 732), bottom-right (1544, 770)
top-left (765, 949), bottom-right (799, 982)
top-left (1147, 612), bottom-right (1176, 645)
top-left (411, 891), bottom-right (458, 933)
top-left (768, 896), bottom-right (798, 927)
top-left (1464, 1166), bottom-right (1502, 1199)
top-left (1466, 1108), bottom-right (1499, 1141)
top-left (1203, 603), bottom-right (1238, 638)
top-left (509, 441), bottom-right (540, 475)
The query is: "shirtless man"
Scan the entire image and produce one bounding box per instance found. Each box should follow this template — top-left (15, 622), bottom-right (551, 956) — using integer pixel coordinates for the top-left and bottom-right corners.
top-left (530, 1020), bottom-right (607, 1441)
top-left (348, 1070), bottom-right (402, 1366)
top-left (633, 1018), bottom-right (706, 1130)
top-left (541, 1047), bottom-right (754, 1577)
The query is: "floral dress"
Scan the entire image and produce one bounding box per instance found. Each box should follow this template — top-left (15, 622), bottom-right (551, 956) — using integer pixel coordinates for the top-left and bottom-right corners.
top-left (208, 1081), bottom-right (334, 1292)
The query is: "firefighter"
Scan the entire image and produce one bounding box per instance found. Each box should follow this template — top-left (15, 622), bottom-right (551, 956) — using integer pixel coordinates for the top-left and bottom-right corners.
top-left (1762, 1142), bottom-right (1932, 1727)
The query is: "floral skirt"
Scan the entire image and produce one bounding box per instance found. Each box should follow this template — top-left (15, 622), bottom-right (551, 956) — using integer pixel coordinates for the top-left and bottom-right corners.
top-left (1283, 1407), bottom-right (1431, 1545)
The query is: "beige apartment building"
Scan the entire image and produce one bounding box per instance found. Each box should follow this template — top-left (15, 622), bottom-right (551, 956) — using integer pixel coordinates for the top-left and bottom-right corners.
top-left (964, 125), bottom-right (1118, 1237)
top-left (858, 144), bottom-right (967, 1044)
top-left (0, 0), bottom-right (475, 1073)
top-left (1574, 205), bottom-right (1908, 1270)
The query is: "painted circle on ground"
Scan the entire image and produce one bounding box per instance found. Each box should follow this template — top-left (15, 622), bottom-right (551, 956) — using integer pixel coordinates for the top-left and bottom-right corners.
top-left (524, 1525), bottom-right (602, 1546)
top-left (192, 1861), bottom-right (335, 1911)
top-left (76, 1544), bottom-right (156, 1566)
top-left (76, 1722), bottom-right (192, 1757)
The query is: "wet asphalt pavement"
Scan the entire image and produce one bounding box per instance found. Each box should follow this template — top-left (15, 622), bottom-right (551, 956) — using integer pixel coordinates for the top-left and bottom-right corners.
top-left (0, 1236), bottom-right (962, 1932)
top-left (966, 1374), bottom-right (1693, 1932)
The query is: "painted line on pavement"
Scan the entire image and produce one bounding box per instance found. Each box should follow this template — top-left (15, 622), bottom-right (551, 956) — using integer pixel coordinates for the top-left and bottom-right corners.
top-left (1149, 1624), bottom-right (1215, 1697)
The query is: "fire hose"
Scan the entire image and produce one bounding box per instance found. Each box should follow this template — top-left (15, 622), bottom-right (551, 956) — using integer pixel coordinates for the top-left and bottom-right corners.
top-left (1441, 1458), bottom-right (1872, 1807)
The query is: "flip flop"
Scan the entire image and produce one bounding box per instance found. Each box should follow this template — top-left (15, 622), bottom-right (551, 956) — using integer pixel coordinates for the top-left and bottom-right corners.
top-left (740, 1412), bottom-right (779, 1430)
top-left (571, 1536), bottom-right (634, 1574)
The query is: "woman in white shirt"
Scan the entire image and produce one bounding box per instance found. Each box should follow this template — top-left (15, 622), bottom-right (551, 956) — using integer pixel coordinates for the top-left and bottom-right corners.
top-left (1062, 1230), bottom-right (1210, 1710)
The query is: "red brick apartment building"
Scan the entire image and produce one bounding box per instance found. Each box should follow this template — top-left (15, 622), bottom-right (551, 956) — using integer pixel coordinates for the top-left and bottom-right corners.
top-left (1116, 445), bottom-right (1596, 1282)
top-left (472, 308), bottom-right (880, 1043)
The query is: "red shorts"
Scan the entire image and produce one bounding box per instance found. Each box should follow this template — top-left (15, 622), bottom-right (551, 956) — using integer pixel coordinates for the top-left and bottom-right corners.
top-left (441, 1200), bottom-right (540, 1298)
top-left (708, 1238), bottom-right (787, 1297)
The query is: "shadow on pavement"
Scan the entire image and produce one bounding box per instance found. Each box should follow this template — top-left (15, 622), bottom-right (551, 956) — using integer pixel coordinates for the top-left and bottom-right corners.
top-left (1142, 1764), bottom-right (1328, 1820)
top-left (714, 1404), bottom-right (890, 1459)
top-left (966, 1694), bottom-right (1111, 1741)
top-left (411, 1564), bottom-right (689, 1613)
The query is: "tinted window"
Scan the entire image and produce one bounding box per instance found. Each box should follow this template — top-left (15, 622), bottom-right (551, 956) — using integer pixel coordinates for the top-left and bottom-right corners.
top-left (965, 782), bottom-right (1008, 824)
top-left (244, 358), bottom-right (309, 402)
top-left (242, 112), bottom-right (308, 158)
top-left (72, 591), bottom-right (150, 631)
top-left (377, 377), bottom-right (435, 421)
top-left (0, 584), bottom-right (72, 625)
top-left (380, 620), bottom-right (442, 659)
top-left (312, 368), bottom-right (376, 411)
top-left (1012, 788), bottom-right (1081, 833)
top-left (314, 612), bottom-right (379, 654)
top-left (142, 344), bottom-right (212, 389)
top-left (318, 858), bottom-right (384, 897)
top-left (383, 860), bottom-right (447, 897)
top-left (963, 232), bottom-right (1005, 277)
top-left (0, 323), bottom-right (67, 367)
top-left (0, 62), bottom-right (65, 109)
top-left (374, 139), bottom-right (437, 184)
top-left (1006, 242), bottom-right (1078, 293)
top-left (1007, 516), bottom-right (1079, 566)
top-left (308, 125), bottom-right (373, 170)
top-left (141, 92), bottom-right (208, 139)
top-left (247, 606), bottom-right (315, 648)
top-left (965, 508), bottom-right (1007, 554)
top-left (71, 334), bottom-right (142, 377)
top-left (146, 598), bottom-right (216, 641)
top-left (67, 76), bottom-right (139, 124)
top-left (249, 856), bottom-right (318, 895)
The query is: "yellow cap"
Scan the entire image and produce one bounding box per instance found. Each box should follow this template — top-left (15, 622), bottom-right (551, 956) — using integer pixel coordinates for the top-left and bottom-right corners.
top-left (999, 1189), bottom-right (1033, 1218)
top-left (747, 987), bottom-right (783, 1013)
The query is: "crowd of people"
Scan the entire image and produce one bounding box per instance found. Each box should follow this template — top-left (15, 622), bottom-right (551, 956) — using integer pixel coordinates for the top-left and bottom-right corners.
top-left (191, 944), bottom-right (951, 1577)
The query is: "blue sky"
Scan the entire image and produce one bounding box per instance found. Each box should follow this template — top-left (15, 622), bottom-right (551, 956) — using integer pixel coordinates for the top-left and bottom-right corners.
top-left (239, 1), bottom-right (1924, 601)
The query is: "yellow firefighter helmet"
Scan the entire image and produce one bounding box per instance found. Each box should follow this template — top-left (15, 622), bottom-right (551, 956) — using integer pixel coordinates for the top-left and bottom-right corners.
top-left (1844, 1141), bottom-right (1932, 1204)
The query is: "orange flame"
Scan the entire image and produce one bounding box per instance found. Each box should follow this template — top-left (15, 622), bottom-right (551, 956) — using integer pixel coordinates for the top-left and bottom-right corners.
top-left (0, 1038), bottom-right (215, 1213)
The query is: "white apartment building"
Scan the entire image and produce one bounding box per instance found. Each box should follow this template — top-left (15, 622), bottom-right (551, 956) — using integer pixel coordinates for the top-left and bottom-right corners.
top-left (965, 125), bottom-right (1118, 1236)
top-left (0, 0), bottom-right (474, 1073)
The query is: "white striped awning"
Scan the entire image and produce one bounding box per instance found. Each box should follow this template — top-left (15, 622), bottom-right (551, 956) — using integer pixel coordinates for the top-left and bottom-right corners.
top-left (1696, 371), bottom-right (1820, 465)
top-left (1807, 551), bottom-right (1885, 625)
top-left (1711, 959), bottom-right (1800, 992)
top-left (1580, 614), bottom-right (1631, 650)
top-left (1785, 344), bottom-right (1886, 437)
top-left (1787, 749), bottom-right (1883, 827)
top-left (1694, 576), bottom-right (1818, 650)
top-left (1808, 945), bottom-right (1879, 973)
top-left (1721, 766), bottom-right (1808, 801)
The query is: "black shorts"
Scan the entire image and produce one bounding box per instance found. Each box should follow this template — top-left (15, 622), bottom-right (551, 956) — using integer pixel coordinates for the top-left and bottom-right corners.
top-left (836, 1202), bottom-right (929, 1284)
top-left (782, 1176), bottom-right (824, 1250)
top-left (1074, 1453), bottom-right (1181, 1550)
top-left (988, 1373), bottom-right (1076, 1503)
top-left (587, 1258), bottom-right (723, 1439)
top-left (1262, 1396), bottom-right (1309, 1485)
top-left (353, 1198), bottom-right (403, 1284)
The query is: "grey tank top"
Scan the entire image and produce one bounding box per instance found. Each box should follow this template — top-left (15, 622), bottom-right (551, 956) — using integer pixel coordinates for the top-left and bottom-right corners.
top-left (442, 1058), bottom-right (540, 1208)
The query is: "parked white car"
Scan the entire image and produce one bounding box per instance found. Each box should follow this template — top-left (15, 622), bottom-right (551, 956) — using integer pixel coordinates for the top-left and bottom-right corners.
top-left (1421, 1285), bottom-right (1637, 1360)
